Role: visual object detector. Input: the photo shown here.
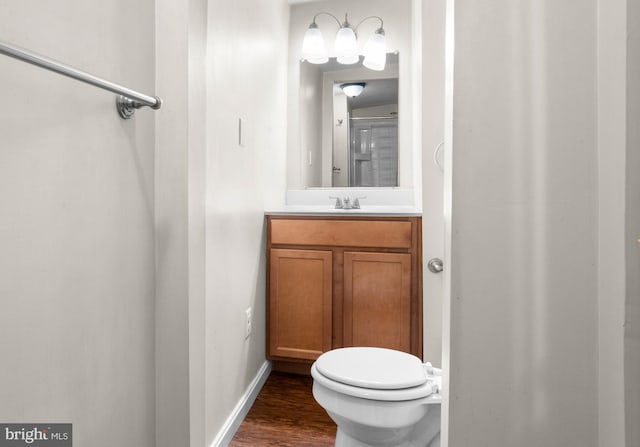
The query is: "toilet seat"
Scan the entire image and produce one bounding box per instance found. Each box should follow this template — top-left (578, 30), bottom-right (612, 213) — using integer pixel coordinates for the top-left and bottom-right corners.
top-left (315, 347), bottom-right (427, 389)
top-left (312, 347), bottom-right (440, 402)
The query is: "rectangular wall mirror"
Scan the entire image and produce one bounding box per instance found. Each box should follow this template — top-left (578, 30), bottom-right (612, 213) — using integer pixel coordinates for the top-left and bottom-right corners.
top-left (299, 53), bottom-right (400, 188)
top-left (288, 0), bottom-right (414, 192)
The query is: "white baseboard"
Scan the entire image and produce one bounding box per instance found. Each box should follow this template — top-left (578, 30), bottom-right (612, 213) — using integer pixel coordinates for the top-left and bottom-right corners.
top-left (210, 360), bottom-right (272, 447)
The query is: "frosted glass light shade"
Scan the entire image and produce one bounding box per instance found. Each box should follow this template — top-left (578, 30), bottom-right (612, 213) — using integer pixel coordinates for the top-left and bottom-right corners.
top-left (363, 29), bottom-right (387, 71)
top-left (302, 25), bottom-right (328, 64)
top-left (334, 26), bottom-right (358, 64)
top-left (341, 82), bottom-right (366, 98)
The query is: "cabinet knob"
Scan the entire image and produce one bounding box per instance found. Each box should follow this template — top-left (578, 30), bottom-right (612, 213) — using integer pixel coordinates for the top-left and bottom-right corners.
top-left (427, 258), bottom-right (444, 274)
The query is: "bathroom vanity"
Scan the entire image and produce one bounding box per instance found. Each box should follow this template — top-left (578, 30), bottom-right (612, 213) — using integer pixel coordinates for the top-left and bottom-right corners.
top-left (266, 213), bottom-right (422, 374)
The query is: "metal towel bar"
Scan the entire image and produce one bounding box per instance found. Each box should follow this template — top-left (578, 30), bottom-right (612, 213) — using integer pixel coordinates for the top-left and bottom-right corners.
top-left (0, 39), bottom-right (161, 119)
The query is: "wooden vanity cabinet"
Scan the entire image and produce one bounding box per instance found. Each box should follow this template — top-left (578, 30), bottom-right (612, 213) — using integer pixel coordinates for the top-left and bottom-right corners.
top-left (266, 215), bottom-right (422, 374)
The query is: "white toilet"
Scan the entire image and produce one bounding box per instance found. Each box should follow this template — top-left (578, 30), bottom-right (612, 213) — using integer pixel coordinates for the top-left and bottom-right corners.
top-left (311, 347), bottom-right (442, 447)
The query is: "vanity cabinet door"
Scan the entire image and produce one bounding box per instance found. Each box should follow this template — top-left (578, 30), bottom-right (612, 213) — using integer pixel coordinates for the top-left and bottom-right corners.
top-left (268, 248), bottom-right (333, 361)
top-left (343, 251), bottom-right (412, 353)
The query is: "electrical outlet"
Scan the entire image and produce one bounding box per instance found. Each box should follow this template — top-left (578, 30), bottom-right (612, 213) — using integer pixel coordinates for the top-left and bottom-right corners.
top-left (245, 306), bottom-right (252, 339)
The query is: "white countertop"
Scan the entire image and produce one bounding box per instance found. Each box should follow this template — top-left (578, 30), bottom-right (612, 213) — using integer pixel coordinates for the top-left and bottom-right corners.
top-left (265, 205), bottom-right (422, 216)
top-left (275, 189), bottom-right (421, 215)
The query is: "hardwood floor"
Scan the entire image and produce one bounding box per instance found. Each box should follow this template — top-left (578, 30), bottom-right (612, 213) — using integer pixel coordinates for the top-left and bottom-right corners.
top-left (230, 371), bottom-right (337, 446)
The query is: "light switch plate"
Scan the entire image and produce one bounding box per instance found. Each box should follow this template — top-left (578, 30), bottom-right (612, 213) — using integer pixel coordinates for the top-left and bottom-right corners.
top-left (238, 117), bottom-right (246, 147)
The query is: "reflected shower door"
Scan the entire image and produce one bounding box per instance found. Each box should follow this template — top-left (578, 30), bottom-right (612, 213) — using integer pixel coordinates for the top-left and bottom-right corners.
top-left (349, 119), bottom-right (398, 187)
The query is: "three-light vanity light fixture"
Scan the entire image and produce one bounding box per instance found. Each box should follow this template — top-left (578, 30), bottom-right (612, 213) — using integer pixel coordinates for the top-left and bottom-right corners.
top-left (302, 12), bottom-right (387, 71)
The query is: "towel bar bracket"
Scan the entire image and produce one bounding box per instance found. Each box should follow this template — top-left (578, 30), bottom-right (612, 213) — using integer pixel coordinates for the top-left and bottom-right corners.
top-left (116, 95), bottom-right (162, 119)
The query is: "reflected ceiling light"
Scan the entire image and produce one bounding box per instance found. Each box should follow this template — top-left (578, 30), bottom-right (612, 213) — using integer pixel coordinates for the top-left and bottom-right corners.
top-left (340, 82), bottom-right (366, 98)
top-left (302, 13), bottom-right (386, 70)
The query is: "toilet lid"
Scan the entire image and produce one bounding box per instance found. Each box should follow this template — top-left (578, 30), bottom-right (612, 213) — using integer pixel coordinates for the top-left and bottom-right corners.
top-left (315, 347), bottom-right (427, 390)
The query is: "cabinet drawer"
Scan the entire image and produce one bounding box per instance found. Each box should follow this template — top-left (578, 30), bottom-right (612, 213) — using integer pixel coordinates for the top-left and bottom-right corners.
top-left (270, 219), bottom-right (412, 249)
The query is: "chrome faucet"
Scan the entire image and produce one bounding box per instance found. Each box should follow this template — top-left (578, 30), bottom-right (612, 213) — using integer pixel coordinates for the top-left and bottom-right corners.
top-left (328, 196), bottom-right (366, 209)
top-left (353, 196), bottom-right (366, 209)
top-left (329, 196), bottom-right (343, 209)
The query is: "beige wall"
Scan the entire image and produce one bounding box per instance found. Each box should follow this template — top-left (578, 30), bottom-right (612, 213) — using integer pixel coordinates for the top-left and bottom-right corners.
top-left (625, 0), bottom-right (640, 444)
top-left (445, 0), bottom-right (599, 446)
top-left (0, 1), bottom-right (156, 446)
top-left (155, 0), bottom-right (208, 446)
top-left (204, 0), bottom-right (289, 444)
top-left (155, 0), bottom-right (289, 445)
top-left (597, 0), bottom-right (627, 445)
